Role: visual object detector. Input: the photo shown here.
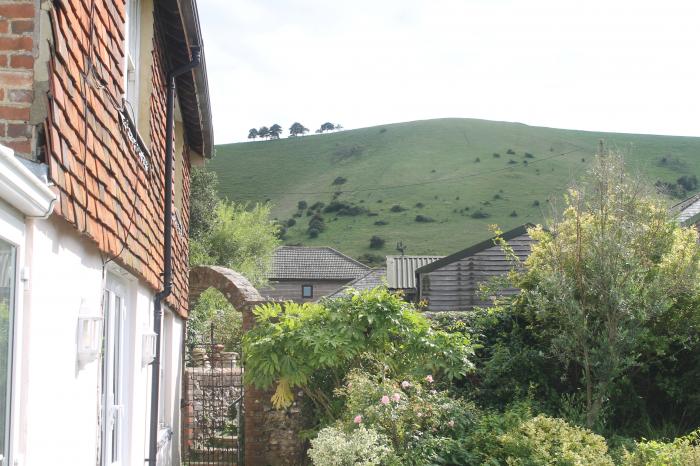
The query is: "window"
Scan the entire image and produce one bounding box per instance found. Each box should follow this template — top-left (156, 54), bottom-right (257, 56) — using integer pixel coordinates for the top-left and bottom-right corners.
top-left (301, 285), bottom-right (313, 299)
top-left (102, 279), bottom-right (127, 466)
top-left (124, 0), bottom-right (141, 121)
top-left (0, 238), bottom-right (16, 463)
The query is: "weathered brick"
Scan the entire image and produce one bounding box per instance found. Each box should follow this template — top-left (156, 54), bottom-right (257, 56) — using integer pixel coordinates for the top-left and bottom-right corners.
top-left (0, 70), bottom-right (32, 87)
top-left (9, 54), bottom-right (32, 69)
top-left (0, 105), bottom-right (30, 120)
top-left (6, 123), bottom-right (31, 138)
top-left (0, 36), bottom-right (32, 52)
top-left (0, 3), bottom-right (35, 19)
top-left (7, 89), bottom-right (31, 103)
top-left (0, 20), bottom-right (8, 34)
top-left (4, 138), bottom-right (31, 155)
top-left (10, 19), bottom-right (33, 34)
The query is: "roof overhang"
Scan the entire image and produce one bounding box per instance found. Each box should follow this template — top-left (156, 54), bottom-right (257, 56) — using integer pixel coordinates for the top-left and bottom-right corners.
top-left (157, 0), bottom-right (214, 158)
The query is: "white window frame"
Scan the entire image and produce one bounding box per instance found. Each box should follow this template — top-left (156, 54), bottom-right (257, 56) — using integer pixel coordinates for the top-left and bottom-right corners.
top-left (0, 202), bottom-right (25, 466)
top-left (101, 275), bottom-right (129, 466)
top-left (124, 0), bottom-right (141, 122)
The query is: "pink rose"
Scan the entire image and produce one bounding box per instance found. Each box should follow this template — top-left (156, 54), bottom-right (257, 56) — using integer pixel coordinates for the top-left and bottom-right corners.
top-left (354, 415), bottom-right (362, 424)
top-left (448, 420), bottom-right (455, 428)
top-left (425, 375), bottom-right (434, 383)
top-left (401, 380), bottom-right (411, 389)
top-left (380, 395), bottom-right (390, 405)
top-left (392, 393), bottom-right (401, 403)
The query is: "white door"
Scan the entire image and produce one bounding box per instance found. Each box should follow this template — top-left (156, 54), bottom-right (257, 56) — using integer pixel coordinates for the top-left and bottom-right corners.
top-left (102, 281), bottom-right (126, 466)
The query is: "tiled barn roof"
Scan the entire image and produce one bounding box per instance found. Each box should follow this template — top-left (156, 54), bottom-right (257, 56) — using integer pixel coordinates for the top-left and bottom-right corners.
top-left (269, 246), bottom-right (370, 280)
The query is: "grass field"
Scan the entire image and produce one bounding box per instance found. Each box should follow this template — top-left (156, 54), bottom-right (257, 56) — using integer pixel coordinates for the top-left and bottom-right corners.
top-left (210, 118), bottom-right (700, 262)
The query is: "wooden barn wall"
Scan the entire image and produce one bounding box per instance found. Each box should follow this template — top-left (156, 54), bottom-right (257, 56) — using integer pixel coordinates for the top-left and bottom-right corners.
top-left (419, 234), bottom-right (535, 311)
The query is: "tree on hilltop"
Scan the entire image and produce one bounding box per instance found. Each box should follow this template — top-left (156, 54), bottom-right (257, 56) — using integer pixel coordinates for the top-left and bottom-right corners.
top-left (269, 124), bottom-right (283, 139)
top-left (258, 126), bottom-right (270, 139)
top-left (247, 128), bottom-right (259, 140)
top-left (289, 122), bottom-right (309, 137)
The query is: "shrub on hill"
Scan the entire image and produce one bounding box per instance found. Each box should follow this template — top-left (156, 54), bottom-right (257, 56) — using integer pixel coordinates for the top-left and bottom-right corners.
top-left (415, 202), bottom-right (425, 208)
top-left (309, 201), bottom-right (325, 211)
top-left (415, 215), bottom-right (435, 223)
top-left (475, 157), bottom-right (481, 163)
top-left (390, 205), bottom-right (406, 213)
top-left (508, 159), bottom-right (517, 165)
top-left (357, 253), bottom-right (384, 266)
top-left (510, 210), bottom-right (518, 217)
top-left (298, 200), bottom-right (308, 210)
top-left (286, 218), bottom-right (296, 227)
top-left (524, 152), bottom-right (535, 158)
top-left (507, 148), bottom-right (516, 155)
top-left (374, 220), bottom-right (388, 226)
top-left (493, 152), bottom-right (501, 158)
top-left (471, 210), bottom-right (490, 219)
top-left (369, 235), bottom-right (385, 249)
top-left (332, 176), bottom-right (347, 185)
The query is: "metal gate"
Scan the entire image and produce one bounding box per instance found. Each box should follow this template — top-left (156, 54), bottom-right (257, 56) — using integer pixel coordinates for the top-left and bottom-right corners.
top-left (182, 340), bottom-right (244, 466)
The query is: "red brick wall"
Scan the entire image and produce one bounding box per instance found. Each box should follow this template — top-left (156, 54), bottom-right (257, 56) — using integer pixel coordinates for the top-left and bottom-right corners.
top-left (38, 0), bottom-right (191, 316)
top-left (0, 1), bottom-right (35, 157)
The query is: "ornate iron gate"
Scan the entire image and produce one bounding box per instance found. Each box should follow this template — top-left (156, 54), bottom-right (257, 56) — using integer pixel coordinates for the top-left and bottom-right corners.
top-left (182, 340), bottom-right (244, 466)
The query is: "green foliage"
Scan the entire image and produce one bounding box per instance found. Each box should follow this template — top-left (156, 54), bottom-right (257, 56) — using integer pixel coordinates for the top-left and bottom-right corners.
top-left (415, 215), bottom-right (435, 223)
top-left (191, 201), bottom-right (280, 288)
top-left (189, 167), bottom-right (219, 240)
top-left (508, 153), bottom-right (700, 428)
top-left (623, 430), bottom-right (700, 465)
top-left (369, 235), bottom-right (385, 249)
top-left (187, 288), bottom-right (243, 353)
top-left (308, 426), bottom-right (395, 466)
top-left (242, 288), bottom-right (474, 415)
top-left (498, 415), bottom-right (614, 465)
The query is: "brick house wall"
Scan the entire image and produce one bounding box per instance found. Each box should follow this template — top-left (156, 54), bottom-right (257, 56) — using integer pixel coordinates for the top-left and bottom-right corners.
top-left (0, 1), bottom-right (35, 157)
top-left (0, 0), bottom-right (199, 316)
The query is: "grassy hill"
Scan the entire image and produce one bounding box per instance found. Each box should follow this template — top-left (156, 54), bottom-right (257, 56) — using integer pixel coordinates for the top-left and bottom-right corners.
top-left (210, 118), bottom-right (700, 263)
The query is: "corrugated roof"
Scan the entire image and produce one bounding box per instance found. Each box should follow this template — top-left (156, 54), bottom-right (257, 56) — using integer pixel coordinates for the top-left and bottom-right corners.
top-left (268, 246), bottom-right (370, 280)
top-left (327, 268), bottom-right (387, 298)
top-left (386, 256), bottom-right (443, 289)
top-left (673, 194), bottom-right (700, 226)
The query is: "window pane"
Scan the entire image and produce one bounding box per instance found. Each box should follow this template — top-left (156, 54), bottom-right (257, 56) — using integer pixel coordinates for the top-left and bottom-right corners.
top-left (0, 238), bottom-right (17, 458)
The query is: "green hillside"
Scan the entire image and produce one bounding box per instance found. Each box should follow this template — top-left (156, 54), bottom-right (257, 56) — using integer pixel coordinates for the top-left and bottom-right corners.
top-left (210, 118), bottom-right (700, 262)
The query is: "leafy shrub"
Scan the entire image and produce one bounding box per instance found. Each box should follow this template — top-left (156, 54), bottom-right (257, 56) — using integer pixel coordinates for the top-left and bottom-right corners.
top-left (508, 159), bottom-right (517, 165)
top-left (324, 201), bottom-right (368, 216)
top-left (293, 212), bottom-right (302, 218)
top-left (470, 210), bottom-right (490, 219)
top-left (379, 128), bottom-right (387, 134)
top-left (309, 201), bottom-right (326, 211)
top-left (524, 152), bottom-right (534, 158)
top-left (334, 145), bottom-right (364, 158)
top-left (499, 415), bottom-right (614, 465)
top-left (390, 205), bottom-right (406, 213)
top-left (415, 215), bottom-right (435, 223)
top-left (415, 202), bottom-right (425, 208)
top-left (493, 194), bottom-right (502, 200)
top-left (376, 199), bottom-right (383, 203)
top-left (298, 200), bottom-right (308, 210)
top-left (374, 220), bottom-right (388, 226)
top-left (308, 228), bottom-right (320, 238)
top-left (475, 157), bottom-right (481, 163)
top-left (532, 200), bottom-right (540, 207)
top-left (493, 153), bottom-right (501, 158)
top-left (286, 218), bottom-right (296, 227)
top-left (507, 149), bottom-right (516, 155)
top-left (369, 235), bottom-right (385, 249)
top-left (678, 174), bottom-right (698, 192)
top-left (308, 426), bottom-right (394, 466)
top-left (623, 430), bottom-right (700, 466)
top-left (333, 176), bottom-right (348, 185)
top-left (510, 210), bottom-right (518, 217)
top-left (243, 288), bottom-right (474, 412)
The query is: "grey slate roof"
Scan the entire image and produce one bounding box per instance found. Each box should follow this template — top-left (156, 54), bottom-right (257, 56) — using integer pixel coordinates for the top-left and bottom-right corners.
top-left (327, 268), bottom-right (387, 298)
top-left (268, 246), bottom-right (370, 280)
top-left (673, 194), bottom-right (700, 226)
top-left (386, 255), bottom-right (443, 289)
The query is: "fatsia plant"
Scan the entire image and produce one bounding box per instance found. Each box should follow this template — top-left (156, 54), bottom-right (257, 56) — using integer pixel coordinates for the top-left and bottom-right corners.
top-left (242, 288), bottom-right (474, 414)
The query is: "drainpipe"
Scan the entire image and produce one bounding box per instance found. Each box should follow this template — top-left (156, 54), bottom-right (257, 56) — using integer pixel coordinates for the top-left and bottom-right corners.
top-left (148, 46), bottom-right (201, 466)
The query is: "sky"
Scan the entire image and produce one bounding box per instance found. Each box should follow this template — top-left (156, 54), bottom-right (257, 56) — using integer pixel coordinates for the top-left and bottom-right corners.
top-left (198, 0), bottom-right (700, 144)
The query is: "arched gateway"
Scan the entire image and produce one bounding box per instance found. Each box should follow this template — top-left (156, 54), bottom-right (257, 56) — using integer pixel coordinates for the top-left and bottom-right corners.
top-left (185, 266), bottom-right (305, 466)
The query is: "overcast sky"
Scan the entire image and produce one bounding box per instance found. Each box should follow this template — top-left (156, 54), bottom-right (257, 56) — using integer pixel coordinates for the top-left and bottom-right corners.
top-left (198, 0), bottom-right (700, 144)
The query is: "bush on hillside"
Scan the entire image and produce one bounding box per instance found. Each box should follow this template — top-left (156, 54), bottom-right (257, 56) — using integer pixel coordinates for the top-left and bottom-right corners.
top-left (508, 159), bottom-right (517, 165)
top-left (415, 202), bottom-right (425, 208)
top-left (374, 220), bottom-right (388, 226)
top-left (415, 215), bottom-right (435, 223)
top-left (475, 157), bottom-right (481, 163)
top-left (510, 210), bottom-right (518, 217)
top-left (507, 148), bottom-right (516, 155)
top-left (390, 205), bottom-right (406, 213)
top-left (298, 200), bottom-right (308, 210)
top-left (524, 152), bottom-right (535, 158)
top-left (286, 218), bottom-right (296, 227)
top-left (332, 176), bottom-right (347, 185)
top-left (369, 235), bottom-right (385, 249)
top-left (493, 153), bottom-right (501, 158)
top-left (471, 210), bottom-right (490, 219)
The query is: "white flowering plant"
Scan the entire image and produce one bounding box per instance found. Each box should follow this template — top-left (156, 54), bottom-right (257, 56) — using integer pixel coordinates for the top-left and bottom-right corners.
top-left (307, 426), bottom-right (395, 466)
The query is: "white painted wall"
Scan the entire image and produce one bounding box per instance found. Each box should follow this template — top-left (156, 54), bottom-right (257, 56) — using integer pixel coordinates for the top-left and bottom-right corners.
top-left (7, 215), bottom-right (184, 466)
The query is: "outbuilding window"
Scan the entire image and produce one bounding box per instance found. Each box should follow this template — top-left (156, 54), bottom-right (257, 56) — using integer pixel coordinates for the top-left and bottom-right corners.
top-left (301, 285), bottom-right (313, 299)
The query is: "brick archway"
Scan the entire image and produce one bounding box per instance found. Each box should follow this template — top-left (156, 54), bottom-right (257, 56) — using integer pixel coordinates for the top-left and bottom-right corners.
top-left (188, 265), bottom-right (305, 465)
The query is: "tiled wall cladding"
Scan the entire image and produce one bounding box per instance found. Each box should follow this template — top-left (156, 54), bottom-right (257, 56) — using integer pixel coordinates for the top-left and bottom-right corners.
top-left (41, 0), bottom-right (190, 316)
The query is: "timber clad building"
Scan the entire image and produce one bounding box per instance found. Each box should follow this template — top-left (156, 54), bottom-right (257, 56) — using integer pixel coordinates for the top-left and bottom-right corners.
top-left (0, 0), bottom-right (211, 465)
top-left (416, 224), bottom-right (535, 311)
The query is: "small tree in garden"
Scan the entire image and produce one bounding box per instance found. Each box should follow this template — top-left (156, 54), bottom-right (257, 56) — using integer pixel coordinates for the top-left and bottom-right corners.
top-left (502, 153), bottom-right (700, 429)
top-left (243, 288), bottom-right (474, 417)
